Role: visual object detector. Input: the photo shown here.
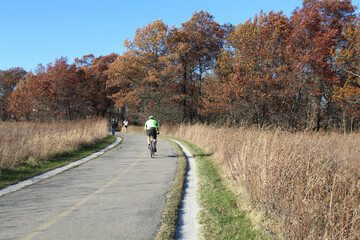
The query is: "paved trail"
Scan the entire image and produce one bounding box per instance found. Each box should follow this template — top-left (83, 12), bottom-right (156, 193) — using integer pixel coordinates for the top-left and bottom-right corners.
top-left (0, 133), bottom-right (178, 240)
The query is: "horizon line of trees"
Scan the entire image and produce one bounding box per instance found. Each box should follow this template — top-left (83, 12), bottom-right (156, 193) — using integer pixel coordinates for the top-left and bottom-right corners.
top-left (1, 0), bottom-right (359, 131)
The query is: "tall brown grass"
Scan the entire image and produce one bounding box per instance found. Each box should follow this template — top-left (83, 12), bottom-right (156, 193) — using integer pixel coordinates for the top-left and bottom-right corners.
top-left (0, 119), bottom-right (109, 170)
top-left (162, 124), bottom-right (360, 240)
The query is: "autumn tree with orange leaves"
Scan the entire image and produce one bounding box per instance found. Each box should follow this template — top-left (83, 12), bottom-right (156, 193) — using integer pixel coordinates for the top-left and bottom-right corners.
top-left (332, 15), bottom-right (360, 130)
top-left (286, 0), bottom-right (356, 131)
top-left (106, 20), bottom-right (175, 123)
top-left (202, 11), bottom-right (292, 126)
top-left (0, 67), bottom-right (26, 120)
top-left (8, 56), bottom-right (117, 121)
top-left (167, 11), bottom-right (232, 123)
top-left (201, 0), bottom-right (358, 130)
top-left (75, 53), bottom-right (118, 117)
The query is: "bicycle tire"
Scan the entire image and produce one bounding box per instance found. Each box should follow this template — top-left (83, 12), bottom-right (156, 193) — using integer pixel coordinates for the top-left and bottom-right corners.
top-left (150, 138), bottom-right (154, 158)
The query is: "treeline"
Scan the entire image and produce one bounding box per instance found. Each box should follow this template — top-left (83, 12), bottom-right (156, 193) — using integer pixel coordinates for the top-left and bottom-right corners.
top-left (1, 54), bottom-right (118, 121)
top-left (1, 0), bottom-right (359, 131)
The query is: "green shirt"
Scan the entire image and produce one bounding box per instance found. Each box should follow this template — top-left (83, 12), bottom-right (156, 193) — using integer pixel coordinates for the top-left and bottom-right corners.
top-left (145, 119), bottom-right (159, 130)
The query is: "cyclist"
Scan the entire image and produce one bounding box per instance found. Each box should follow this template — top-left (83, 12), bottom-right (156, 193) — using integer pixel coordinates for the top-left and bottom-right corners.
top-left (145, 116), bottom-right (159, 152)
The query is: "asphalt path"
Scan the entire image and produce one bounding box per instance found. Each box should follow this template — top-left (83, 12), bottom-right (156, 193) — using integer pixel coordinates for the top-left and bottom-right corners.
top-left (0, 133), bottom-right (178, 240)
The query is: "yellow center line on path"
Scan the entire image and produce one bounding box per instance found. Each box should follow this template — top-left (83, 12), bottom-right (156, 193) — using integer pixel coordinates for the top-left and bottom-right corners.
top-left (21, 150), bottom-right (147, 240)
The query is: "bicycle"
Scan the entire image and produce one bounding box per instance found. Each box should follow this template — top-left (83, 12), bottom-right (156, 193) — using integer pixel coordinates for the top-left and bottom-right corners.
top-left (149, 135), bottom-right (155, 158)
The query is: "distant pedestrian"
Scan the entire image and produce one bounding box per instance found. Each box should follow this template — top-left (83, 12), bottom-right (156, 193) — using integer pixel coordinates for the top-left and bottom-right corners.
top-left (111, 119), bottom-right (118, 136)
top-left (123, 119), bottom-right (129, 133)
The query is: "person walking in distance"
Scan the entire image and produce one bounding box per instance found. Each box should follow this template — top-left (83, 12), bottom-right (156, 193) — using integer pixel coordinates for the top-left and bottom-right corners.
top-left (111, 119), bottom-right (118, 136)
top-left (123, 119), bottom-right (129, 133)
top-left (144, 116), bottom-right (159, 152)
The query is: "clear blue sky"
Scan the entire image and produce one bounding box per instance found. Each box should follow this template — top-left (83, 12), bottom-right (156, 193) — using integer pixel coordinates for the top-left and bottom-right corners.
top-left (0, 0), bottom-right (358, 72)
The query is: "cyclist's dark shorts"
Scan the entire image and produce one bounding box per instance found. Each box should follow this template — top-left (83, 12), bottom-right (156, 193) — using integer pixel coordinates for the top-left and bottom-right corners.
top-left (146, 127), bottom-right (157, 139)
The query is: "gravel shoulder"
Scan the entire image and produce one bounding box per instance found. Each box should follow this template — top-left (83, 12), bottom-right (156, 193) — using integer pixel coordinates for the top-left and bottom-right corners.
top-left (172, 140), bottom-right (201, 240)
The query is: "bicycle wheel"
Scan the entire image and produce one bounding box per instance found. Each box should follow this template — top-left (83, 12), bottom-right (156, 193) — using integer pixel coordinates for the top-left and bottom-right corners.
top-left (150, 138), bottom-right (154, 158)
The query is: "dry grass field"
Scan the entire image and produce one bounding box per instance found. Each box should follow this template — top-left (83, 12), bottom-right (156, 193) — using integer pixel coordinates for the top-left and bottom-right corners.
top-left (0, 119), bottom-right (109, 170)
top-left (161, 124), bottom-right (360, 240)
